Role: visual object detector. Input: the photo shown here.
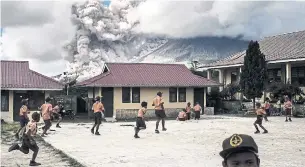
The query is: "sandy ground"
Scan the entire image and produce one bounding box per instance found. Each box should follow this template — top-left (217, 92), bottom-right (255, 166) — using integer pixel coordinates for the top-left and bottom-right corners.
top-left (40, 116), bottom-right (305, 167)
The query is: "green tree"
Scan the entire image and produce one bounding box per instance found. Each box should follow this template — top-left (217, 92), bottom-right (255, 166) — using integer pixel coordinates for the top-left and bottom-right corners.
top-left (240, 41), bottom-right (268, 109)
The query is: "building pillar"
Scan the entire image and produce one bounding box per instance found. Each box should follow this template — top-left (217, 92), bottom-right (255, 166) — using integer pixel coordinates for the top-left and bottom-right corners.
top-left (218, 69), bottom-right (224, 91)
top-left (238, 67), bottom-right (242, 100)
top-left (281, 64), bottom-right (286, 83)
top-left (286, 62), bottom-right (291, 84)
top-left (8, 90), bottom-right (14, 122)
top-left (207, 70), bottom-right (212, 93)
top-left (203, 87), bottom-right (207, 107)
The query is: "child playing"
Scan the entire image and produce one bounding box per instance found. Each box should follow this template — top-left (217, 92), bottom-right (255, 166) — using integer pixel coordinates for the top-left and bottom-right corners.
top-left (52, 102), bottom-right (63, 128)
top-left (185, 102), bottom-right (192, 120)
top-left (176, 109), bottom-right (187, 121)
top-left (91, 96), bottom-right (104, 135)
top-left (134, 101), bottom-right (148, 138)
top-left (193, 102), bottom-right (202, 120)
top-left (254, 102), bottom-right (268, 134)
top-left (263, 98), bottom-right (270, 121)
top-left (284, 96), bottom-right (292, 122)
top-left (8, 112), bottom-right (41, 166)
top-left (15, 99), bottom-right (30, 139)
top-left (40, 97), bottom-right (53, 137)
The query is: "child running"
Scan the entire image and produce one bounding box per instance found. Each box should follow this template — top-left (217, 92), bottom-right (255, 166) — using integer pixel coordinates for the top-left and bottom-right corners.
top-left (40, 97), bottom-right (53, 137)
top-left (15, 99), bottom-right (30, 139)
top-left (91, 96), bottom-right (104, 135)
top-left (263, 98), bottom-right (270, 121)
top-left (193, 102), bottom-right (202, 121)
top-left (134, 101), bottom-right (148, 138)
top-left (185, 102), bottom-right (192, 120)
top-left (284, 96), bottom-right (292, 122)
top-left (52, 102), bottom-right (63, 128)
top-left (253, 102), bottom-right (268, 134)
top-left (176, 109), bottom-right (187, 121)
top-left (8, 112), bottom-right (41, 166)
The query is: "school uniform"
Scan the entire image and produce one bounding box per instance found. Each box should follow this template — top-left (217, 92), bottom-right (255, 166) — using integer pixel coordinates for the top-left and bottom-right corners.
top-left (153, 96), bottom-right (166, 118)
top-left (19, 105), bottom-right (29, 127)
top-left (193, 104), bottom-right (202, 120)
top-left (92, 101), bottom-right (105, 124)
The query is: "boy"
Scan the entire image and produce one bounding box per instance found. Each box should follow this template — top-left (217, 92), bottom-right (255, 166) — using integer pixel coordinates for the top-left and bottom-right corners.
top-left (52, 102), bottom-right (63, 128)
top-left (15, 99), bottom-right (30, 139)
top-left (153, 92), bottom-right (167, 133)
top-left (176, 109), bottom-right (187, 121)
top-left (40, 97), bottom-right (53, 137)
top-left (134, 101), bottom-right (148, 138)
top-left (185, 102), bottom-right (192, 120)
top-left (91, 96), bottom-right (104, 135)
top-left (263, 98), bottom-right (270, 121)
top-left (284, 96), bottom-right (292, 122)
top-left (193, 102), bottom-right (202, 120)
top-left (220, 134), bottom-right (260, 167)
top-left (9, 112), bottom-right (41, 166)
top-left (254, 102), bottom-right (268, 134)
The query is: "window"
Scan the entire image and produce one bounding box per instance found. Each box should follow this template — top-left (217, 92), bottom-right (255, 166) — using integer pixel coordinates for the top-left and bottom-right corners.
top-left (178, 88), bottom-right (186, 102)
top-left (231, 71), bottom-right (238, 84)
top-left (267, 68), bottom-right (282, 83)
top-left (132, 87), bottom-right (140, 103)
top-left (1, 90), bottom-right (9, 111)
top-left (169, 88), bottom-right (177, 102)
top-left (291, 67), bottom-right (305, 86)
top-left (27, 91), bottom-right (45, 110)
top-left (122, 87), bottom-right (131, 103)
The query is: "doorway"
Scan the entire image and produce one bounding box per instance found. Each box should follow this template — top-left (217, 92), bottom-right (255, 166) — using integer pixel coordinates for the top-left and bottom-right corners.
top-left (101, 87), bottom-right (114, 117)
top-left (13, 92), bottom-right (28, 121)
top-left (193, 88), bottom-right (205, 114)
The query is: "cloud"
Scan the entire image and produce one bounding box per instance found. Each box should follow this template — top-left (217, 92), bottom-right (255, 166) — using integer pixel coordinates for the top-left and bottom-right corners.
top-left (1, 1), bottom-right (82, 76)
top-left (129, 1), bottom-right (305, 39)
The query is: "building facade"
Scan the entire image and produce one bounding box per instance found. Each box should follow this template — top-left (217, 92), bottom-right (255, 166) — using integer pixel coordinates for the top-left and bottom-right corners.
top-left (200, 30), bottom-right (305, 99)
top-left (1, 61), bottom-right (64, 122)
top-left (77, 63), bottom-right (220, 120)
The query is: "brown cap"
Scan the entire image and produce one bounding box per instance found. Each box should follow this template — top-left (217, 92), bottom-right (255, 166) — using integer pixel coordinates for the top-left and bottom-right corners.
top-left (219, 134), bottom-right (258, 159)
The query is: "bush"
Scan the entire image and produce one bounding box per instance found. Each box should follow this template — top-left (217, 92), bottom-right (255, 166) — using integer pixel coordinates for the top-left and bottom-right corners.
top-left (267, 81), bottom-right (305, 100)
top-left (221, 83), bottom-right (241, 101)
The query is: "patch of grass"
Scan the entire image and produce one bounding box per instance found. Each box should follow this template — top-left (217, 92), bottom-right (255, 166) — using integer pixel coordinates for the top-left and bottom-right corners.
top-left (37, 137), bottom-right (86, 167)
top-left (1, 123), bottom-right (19, 143)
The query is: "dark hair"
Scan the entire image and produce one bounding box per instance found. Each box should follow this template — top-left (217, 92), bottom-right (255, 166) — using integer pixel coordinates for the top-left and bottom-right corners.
top-left (265, 97), bottom-right (269, 101)
top-left (21, 99), bottom-right (28, 105)
top-left (256, 102), bottom-right (261, 108)
top-left (157, 92), bottom-right (162, 96)
top-left (32, 112), bottom-right (40, 122)
top-left (141, 101), bottom-right (148, 108)
top-left (45, 97), bottom-right (51, 103)
top-left (187, 102), bottom-right (191, 105)
top-left (95, 96), bottom-right (101, 101)
top-left (224, 150), bottom-right (260, 165)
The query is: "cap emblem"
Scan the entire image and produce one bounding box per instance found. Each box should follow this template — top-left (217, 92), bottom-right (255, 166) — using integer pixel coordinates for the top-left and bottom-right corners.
top-left (230, 134), bottom-right (243, 147)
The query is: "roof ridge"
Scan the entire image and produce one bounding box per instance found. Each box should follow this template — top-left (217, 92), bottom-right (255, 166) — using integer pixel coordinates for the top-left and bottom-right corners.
top-left (29, 70), bottom-right (64, 85)
top-left (261, 30), bottom-right (305, 40)
top-left (106, 62), bottom-right (186, 66)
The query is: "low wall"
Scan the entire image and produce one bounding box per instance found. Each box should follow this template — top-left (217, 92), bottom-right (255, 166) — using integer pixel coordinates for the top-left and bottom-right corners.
top-left (294, 104), bottom-right (305, 115)
top-left (204, 107), bottom-right (214, 115)
top-left (116, 108), bottom-right (182, 120)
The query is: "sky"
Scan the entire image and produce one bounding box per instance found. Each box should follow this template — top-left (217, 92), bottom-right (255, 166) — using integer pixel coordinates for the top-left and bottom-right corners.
top-left (1, 0), bottom-right (305, 76)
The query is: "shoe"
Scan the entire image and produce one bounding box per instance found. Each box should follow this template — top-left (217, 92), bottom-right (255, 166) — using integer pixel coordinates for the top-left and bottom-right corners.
top-left (254, 131), bottom-right (260, 134)
top-left (285, 119), bottom-right (288, 122)
top-left (29, 161), bottom-right (41, 166)
top-left (56, 124), bottom-right (61, 128)
top-left (289, 118), bottom-right (292, 122)
top-left (41, 126), bottom-right (45, 130)
top-left (91, 128), bottom-right (94, 134)
top-left (155, 129), bottom-right (160, 134)
top-left (134, 134), bottom-right (140, 138)
top-left (263, 130), bottom-right (268, 134)
top-left (95, 132), bottom-right (101, 135)
top-left (162, 128), bottom-right (167, 131)
top-left (8, 143), bottom-right (20, 152)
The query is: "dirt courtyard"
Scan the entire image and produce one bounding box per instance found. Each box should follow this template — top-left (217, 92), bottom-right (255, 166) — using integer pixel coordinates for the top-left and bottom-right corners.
top-left (42, 116), bottom-right (305, 167)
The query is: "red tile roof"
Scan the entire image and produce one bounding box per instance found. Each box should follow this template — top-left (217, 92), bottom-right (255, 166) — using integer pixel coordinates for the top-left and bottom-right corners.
top-left (204, 30), bottom-right (305, 68)
top-left (77, 63), bottom-right (220, 87)
top-left (1, 60), bottom-right (64, 90)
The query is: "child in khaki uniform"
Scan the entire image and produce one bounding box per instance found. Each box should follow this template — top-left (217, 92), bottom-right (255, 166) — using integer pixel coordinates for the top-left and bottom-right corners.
top-left (9, 112), bottom-right (41, 166)
top-left (40, 97), bottom-right (53, 137)
top-left (134, 101), bottom-right (148, 138)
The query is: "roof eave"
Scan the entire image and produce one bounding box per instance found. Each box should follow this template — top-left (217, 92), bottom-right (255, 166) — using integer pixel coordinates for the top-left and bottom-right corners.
top-left (1, 88), bottom-right (63, 91)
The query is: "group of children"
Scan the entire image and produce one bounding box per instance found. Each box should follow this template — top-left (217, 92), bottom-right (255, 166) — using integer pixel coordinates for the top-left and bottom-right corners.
top-left (9, 97), bottom-right (64, 166)
top-left (176, 102), bottom-right (202, 121)
top-left (254, 96), bottom-right (293, 134)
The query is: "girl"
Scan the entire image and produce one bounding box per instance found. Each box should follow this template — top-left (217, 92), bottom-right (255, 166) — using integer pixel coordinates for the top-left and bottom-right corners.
top-left (284, 96), bottom-right (292, 122)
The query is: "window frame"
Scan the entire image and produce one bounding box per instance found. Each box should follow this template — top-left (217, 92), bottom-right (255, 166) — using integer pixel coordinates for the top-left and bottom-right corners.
top-left (122, 87), bottom-right (131, 103)
top-left (1, 90), bottom-right (9, 111)
top-left (132, 87), bottom-right (140, 103)
top-left (291, 67), bottom-right (305, 86)
top-left (178, 88), bottom-right (186, 102)
top-left (169, 88), bottom-right (178, 103)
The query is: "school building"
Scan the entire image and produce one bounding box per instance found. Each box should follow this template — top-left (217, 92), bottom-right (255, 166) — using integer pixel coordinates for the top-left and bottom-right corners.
top-left (1, 60), bottom-right (64, 122)
top-left (76, 63), bottom-right (220, 120)
top-left (200, 30), bottom-right (305, 98)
